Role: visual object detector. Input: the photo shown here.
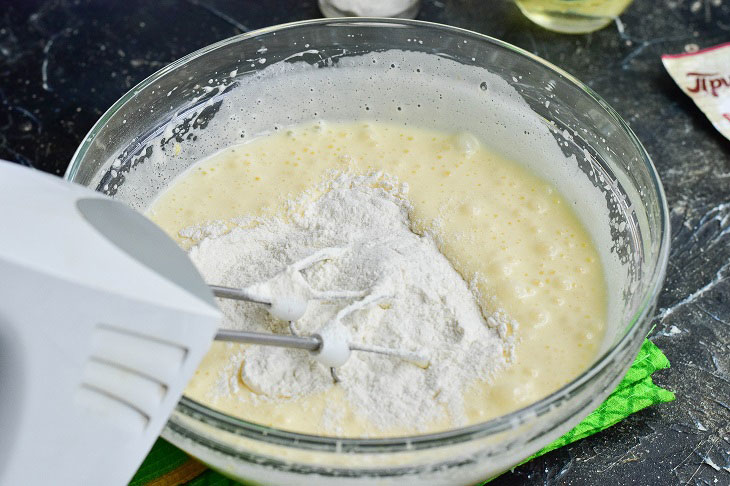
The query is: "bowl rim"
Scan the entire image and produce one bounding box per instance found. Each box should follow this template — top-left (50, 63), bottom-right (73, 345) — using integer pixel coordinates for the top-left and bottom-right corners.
top-left (65, 17), bottom-right (671, 452)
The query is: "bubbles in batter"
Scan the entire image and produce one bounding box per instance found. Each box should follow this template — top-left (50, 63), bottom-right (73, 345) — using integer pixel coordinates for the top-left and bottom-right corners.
top-left (147, 121), bottom-right (607, 437)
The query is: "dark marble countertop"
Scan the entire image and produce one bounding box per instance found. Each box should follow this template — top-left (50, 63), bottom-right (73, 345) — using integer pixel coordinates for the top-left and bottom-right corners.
top-left (1, 0), bottom-right (729, 484)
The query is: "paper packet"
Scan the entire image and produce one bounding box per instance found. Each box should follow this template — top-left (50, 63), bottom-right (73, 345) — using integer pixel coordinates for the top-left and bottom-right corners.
top-left (662, 42), bottom-right (730, 141)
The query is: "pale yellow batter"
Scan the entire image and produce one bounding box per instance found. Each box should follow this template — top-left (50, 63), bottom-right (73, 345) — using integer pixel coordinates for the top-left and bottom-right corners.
top-left (147, 121), bottom-right (606, 437)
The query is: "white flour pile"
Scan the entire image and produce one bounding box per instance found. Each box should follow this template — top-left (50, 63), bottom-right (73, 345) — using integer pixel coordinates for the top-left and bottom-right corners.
top-left (184, 172), bottom-right (517, 434)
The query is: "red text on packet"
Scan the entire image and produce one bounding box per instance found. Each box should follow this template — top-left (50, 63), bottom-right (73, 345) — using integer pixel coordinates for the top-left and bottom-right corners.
top-left (686, 72), bottom-right (730, 97)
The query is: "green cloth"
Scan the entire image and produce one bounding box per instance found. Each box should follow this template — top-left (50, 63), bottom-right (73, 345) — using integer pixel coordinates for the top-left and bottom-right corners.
top-left (522, 338), bottom-right (674, 462)
top-left (130, 339), bottom-right (674, 486)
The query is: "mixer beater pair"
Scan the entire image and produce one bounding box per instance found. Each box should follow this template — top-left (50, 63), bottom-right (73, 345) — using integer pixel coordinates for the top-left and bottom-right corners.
top-left (209, 246), bottom-right (430, 383)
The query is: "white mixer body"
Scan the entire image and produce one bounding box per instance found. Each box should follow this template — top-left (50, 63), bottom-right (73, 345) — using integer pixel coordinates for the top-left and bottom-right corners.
top-left (0, 162), bottom-right (221, 485)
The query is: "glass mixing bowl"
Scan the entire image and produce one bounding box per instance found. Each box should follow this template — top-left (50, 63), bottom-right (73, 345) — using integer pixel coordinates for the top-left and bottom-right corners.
top-left (65, 18), bottom-right (669, 485)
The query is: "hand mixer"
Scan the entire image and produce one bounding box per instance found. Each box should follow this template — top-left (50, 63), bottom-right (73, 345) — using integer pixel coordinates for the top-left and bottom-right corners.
top-left (0, 161), bottom-right (428, 486)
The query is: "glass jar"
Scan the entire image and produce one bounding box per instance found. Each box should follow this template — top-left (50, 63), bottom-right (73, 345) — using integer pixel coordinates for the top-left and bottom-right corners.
top-left (515, 0), bottom-right (635, 34)
top-left (319, 0), bottom-right (421, 19)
